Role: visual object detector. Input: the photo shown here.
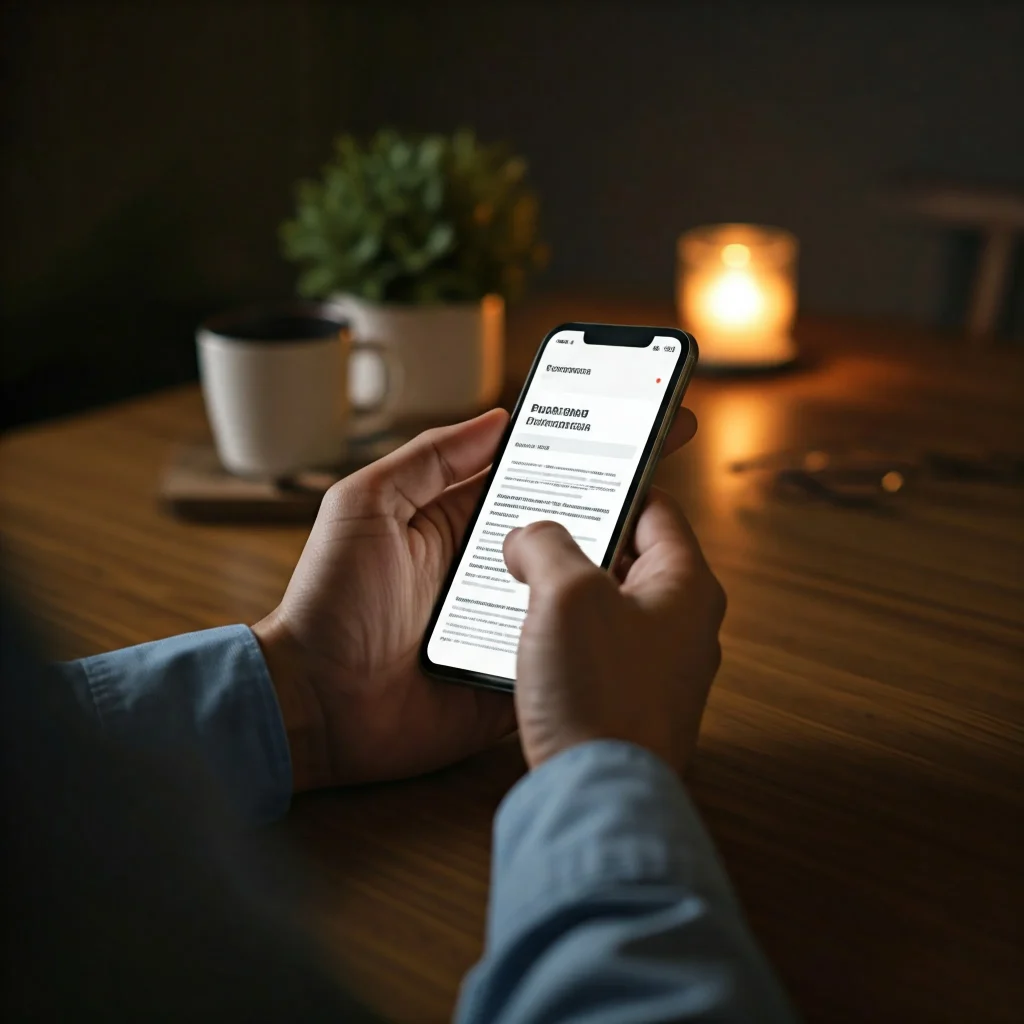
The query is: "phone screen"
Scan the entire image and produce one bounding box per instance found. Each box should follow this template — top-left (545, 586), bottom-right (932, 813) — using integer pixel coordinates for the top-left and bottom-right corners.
top-left (423, 326), bottom-right (689, 684)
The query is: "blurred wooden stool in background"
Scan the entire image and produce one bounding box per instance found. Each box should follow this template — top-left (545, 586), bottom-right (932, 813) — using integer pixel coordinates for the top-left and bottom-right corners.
top-left (891, 179), bottom-right (1024, 345)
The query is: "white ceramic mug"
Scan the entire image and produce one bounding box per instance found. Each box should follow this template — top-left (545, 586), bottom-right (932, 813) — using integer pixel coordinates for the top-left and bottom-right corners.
top-left (332, 293), bottom-right (504, 426)
top-left (197, 302), bottom-right (397, 479)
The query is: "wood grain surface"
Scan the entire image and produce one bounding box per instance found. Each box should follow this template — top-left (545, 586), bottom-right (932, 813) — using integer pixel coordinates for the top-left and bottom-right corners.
top-left (2, 295), bottom-right (1022, 1023)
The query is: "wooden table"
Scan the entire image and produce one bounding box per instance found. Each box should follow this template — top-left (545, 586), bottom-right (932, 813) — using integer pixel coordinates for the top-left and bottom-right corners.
top-left (2, 296), bottom-right (1022, 1023)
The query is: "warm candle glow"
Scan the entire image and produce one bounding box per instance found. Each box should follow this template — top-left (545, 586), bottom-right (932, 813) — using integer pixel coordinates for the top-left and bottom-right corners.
top-left (707, 269), bottom-right (765, 325)
top-left (721, 243), bottom-right (751, 268)
top-left (677, 224), bottom-right (798, 370)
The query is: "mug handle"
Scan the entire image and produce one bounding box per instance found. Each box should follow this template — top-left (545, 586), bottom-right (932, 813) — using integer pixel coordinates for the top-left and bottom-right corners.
top-left (349, 338), bottom-right (403, 437)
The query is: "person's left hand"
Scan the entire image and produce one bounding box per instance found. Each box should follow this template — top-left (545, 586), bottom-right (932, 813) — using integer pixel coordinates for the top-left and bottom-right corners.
top-left (253, 405), bottom-right (698, 792)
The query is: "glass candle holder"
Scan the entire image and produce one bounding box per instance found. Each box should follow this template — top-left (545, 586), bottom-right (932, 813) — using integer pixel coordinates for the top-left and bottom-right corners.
top-left (677, 224), bottom-right (798, 370)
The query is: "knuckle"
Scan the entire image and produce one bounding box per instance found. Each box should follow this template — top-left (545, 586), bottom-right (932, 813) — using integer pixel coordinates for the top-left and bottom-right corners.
top-left (322, 478), bottom-right (348, 505)
top-left (322, 478), bottom-right (356, 514)
top-left (323, 472), bottom-right (384, 518)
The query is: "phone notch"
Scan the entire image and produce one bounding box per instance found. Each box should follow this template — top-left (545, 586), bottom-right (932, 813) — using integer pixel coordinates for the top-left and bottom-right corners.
top-left (583, 324), bottom-right (655, 347)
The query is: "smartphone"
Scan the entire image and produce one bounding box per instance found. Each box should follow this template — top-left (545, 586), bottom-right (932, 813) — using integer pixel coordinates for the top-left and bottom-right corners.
top-left (420, 322), bottom-right (698, 692)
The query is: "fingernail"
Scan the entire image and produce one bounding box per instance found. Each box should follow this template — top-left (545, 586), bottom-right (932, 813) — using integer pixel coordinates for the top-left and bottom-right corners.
top-left (505, 527), bottom-right (522, 543)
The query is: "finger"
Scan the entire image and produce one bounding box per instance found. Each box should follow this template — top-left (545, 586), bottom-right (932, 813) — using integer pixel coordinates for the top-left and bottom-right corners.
top-left (632, 486), bottom-right (701, 558)
top-left (410, 465), bottom-right (491, 566)
top-left (437, 411), bottom-right (693, 522)
top-left (613, 551), bottom-right (636, 583)
top-left (503, 520), bottom-right (597, 590)
top-left (426, 410), bottom-right (693, 563)
top-left (660, 407), bottom-right (698, 459)
top-left (367, 409), bottom-right (509, 519)
top-left (435, 465), bottom-right (490, 535)
top-left (622, 488), bottom-right (706, 608)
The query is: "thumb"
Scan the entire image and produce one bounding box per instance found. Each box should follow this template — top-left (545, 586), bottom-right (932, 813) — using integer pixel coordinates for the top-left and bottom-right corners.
top-left (503, 521), bottom-right (597, 591)
top-left (361, 408), bottom-right (508, 519)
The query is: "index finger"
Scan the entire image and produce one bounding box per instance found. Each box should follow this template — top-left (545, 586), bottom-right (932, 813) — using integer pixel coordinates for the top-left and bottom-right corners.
top-left (621, 489), bottom-right (707, 609)
top-left (660, 407), bottom-right (698, 460)
top-left (502, 520), bottom-right (597, 591)
top-left (632, 487), bottom-right (702, 560)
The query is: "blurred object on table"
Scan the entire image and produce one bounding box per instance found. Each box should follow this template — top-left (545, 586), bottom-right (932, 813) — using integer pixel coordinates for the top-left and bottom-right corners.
top-left (159, 434), bottom-right (406, 523)
top-left (331, 293), bottom-right (506, 427)
top-left (730, 444), bottom-right (1024, 512)
top-left (677, 224), bottom-right (798, 373)
top-left (886, 177), bottom-right (1024, 344)
top-left (279, 130), bottom-right (549, 423)
top-left (196, 302), bottom-right (398, 479)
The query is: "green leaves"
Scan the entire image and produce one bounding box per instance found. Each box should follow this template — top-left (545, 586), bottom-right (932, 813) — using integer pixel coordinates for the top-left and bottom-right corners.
top-left (280, 129), bottom-right (548, 304)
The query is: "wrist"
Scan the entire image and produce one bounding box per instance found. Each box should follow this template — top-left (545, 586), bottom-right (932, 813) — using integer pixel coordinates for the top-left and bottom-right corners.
top-left (522, 726), bottom-right (601, 771)
top-left (251, 612), bottom-right (333, 793)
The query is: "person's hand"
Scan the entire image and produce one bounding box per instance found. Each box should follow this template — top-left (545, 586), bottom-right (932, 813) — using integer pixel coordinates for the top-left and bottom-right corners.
top-left (252, 409), bottom-right (514, 791)
top-left (502, 488), bottom-right (725, 774)
top-left (253, 405), bottom-right (698, 792)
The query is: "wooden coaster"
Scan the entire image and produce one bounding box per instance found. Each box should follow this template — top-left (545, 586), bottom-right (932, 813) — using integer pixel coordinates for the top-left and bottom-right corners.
top-left (159, 435), bottom-right (407, 522)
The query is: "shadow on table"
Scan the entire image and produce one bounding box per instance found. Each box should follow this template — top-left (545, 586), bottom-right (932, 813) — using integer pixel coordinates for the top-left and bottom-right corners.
top-left (273, 729), bottom-right (1020, 1024)
top-left (691, 734), bottom-right (1022, 1024)
top-left (276, 737), bottom-right (526, 1021)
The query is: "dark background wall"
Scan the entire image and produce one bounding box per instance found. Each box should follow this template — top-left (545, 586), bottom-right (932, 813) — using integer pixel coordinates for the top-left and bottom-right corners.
top-left (2, 1), bottom-right (1022, 428)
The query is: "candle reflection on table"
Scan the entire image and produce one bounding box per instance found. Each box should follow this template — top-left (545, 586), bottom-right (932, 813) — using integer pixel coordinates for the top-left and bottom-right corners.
top-left (657, 384), bottom-right (787, 528)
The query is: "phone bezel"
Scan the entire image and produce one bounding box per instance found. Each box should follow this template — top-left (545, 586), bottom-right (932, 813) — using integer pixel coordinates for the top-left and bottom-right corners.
top-left (418, 321), bottom-right (698, 692)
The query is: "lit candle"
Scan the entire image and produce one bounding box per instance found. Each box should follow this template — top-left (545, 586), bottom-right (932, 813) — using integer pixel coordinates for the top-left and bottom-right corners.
top-left (677, 224), bottom-right (798, 370)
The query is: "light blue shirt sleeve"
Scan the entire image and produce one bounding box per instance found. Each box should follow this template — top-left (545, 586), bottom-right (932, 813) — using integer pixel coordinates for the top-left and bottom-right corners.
top-left (54, 626), bottom-right (292, 825)
top-left (54, 630), bottom-right (795, 1021)
top-left (458, 740), bottom-right (798, 1023)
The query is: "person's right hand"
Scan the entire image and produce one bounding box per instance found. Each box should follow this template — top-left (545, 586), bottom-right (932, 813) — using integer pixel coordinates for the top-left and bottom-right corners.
top-left (502, 489), bottom-right (726, 774)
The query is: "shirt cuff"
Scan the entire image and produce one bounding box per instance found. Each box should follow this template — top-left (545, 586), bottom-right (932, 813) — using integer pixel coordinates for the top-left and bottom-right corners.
top-left (488, 740), bottom-right (740, 949)
top-left (56, 626), bottom-right (292, 825)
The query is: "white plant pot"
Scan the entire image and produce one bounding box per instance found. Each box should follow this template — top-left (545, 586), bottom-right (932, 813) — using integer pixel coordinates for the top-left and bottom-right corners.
top-left (330, 293), bottom-right (505, 428)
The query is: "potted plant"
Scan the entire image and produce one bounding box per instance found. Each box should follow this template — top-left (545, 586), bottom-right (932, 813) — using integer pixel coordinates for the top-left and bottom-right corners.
top-left (280, 129), bottom-right (548, 424)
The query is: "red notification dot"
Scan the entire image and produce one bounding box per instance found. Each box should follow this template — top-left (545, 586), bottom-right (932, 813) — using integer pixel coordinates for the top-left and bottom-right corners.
top-left (656, 377), bottom-right (662, 383)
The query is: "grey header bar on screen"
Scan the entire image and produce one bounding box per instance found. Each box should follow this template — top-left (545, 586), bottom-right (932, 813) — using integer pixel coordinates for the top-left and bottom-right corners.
top-left (513, 434), bottom-right (637, 459)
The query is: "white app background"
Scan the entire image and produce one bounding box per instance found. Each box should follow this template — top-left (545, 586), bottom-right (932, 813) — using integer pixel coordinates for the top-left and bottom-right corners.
top-left (426, 330), bottom-right (684, 681)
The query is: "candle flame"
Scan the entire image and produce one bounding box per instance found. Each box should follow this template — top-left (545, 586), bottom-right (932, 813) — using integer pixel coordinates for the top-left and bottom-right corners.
top-left (707, 269), bottom-right (764, 326)
top-left (721, 243), bottom-right (751, 268)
